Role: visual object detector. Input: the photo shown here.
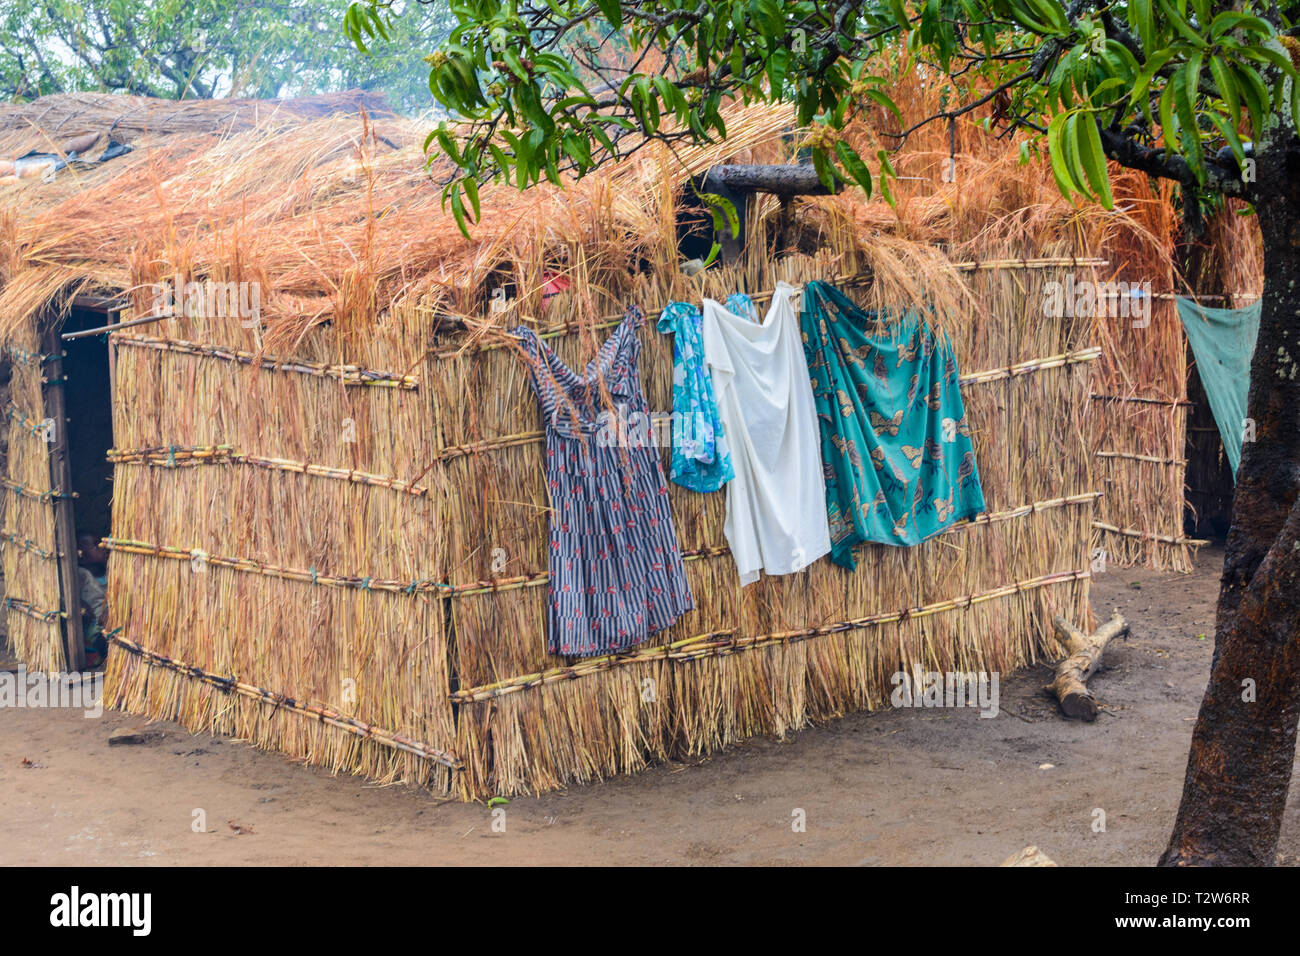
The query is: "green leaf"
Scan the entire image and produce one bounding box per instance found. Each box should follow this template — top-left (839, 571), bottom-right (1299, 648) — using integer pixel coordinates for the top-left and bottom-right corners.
top-left (698, 190), bottom-right (740, 237)
top-left (811, 147), bottom-right (841, 192)
top-left (1175, 61), bottom-right (1204, 176)
top-left (863, 88), bottom-right (903, 121)
top-left (449, 184), bottom-right (470, 238)
top-left (1075, 114), bottom-right (1115, 208)
top-left (1155, 0), bottom-right (1209, 49)
top-left (1024, 0), bottom-right (1070, 35)
top-left (1047, 111), bottom-right (1078, 198)
top-left (462, 175), bottom-right (481, 221)
top-left (1132, 48), bottom-right (1177, 104)
top-left (834, 140), bottom-right (872, 197)
top-left (1206, 110), bottom-right (1245, 164)
top-left (1233, 60), bottom-right (1269, 140)
top-left (876, 148), bottom-right (897, 179)
top-left (1003, 3), bottom-right (1054, 36)
top-left (1104, 38), bottom-right (1140, 82)
top-left (594, 0), bottom-right (623, 30)
top-left (1209, 12), bottom-right (1274, 41)
top-left (1088, 77), bottom-right (1127, 104)
top-left (1059, 112), bottom-right (1090, 194)
top-left (1209, 54), bottom-right (1240, 121)
top-left (1238, 45), bottom-right (1297, 78)
top-left (1158, 76), bottom-right (1179, 153)
top-left (1130, 0), bottom-right (1155, 52)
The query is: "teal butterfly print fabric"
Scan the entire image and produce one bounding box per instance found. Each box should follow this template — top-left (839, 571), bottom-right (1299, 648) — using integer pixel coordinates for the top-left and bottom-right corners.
top-left (800, 280), bottom-right (986, 568)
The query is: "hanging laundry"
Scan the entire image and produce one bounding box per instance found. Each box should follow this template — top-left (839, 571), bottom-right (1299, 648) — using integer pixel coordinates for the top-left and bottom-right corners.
top-left (801, 280), bottom-right (986, 567)
top-left (701, 282), bottom-right (831, 585)
top-left (656, 292), bottom-right (757, 492)
top-left (512, 307), bottom-right (694, 657)
top-left (1175, 296), bottom-right (1261, 477)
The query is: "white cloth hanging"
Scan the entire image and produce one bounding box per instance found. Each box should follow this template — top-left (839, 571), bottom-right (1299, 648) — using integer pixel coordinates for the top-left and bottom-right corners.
top-left (701, 282), bottom-right (831, 585)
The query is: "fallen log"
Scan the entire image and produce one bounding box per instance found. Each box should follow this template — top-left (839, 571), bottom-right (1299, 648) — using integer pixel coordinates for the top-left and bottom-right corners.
top-left (1044, 612), bottom-right (1129, 721)
top-left (698, 164), bottom-right (839, 197)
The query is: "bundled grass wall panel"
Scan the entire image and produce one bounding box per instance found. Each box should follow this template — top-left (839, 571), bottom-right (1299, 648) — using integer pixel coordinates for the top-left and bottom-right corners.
top-left (1, 343), bottom-right (64, 672)
top-left (1083, 178), bottom-right (1198, 571)
top-left (437, 252), bottom-right (1095, 797)
top-left (103, 308), bottom-right (457, 791)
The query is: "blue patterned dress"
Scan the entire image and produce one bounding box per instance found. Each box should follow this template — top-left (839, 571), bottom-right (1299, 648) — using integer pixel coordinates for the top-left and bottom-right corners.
top-left (656, 293), bottom-right (756, 492)
top-left (513, 307), bottom-right (694, 657)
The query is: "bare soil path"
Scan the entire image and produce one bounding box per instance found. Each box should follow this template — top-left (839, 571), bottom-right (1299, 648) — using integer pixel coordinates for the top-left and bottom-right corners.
top-left (3, 547), bottom-right (1296, 866)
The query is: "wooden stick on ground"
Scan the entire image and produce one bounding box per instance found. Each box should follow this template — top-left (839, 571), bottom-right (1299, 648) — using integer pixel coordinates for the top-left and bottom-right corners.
top-left (1001, 845), bottom-right (1058, 866)
top-left (1045, 612), bottom-right (1129, 721)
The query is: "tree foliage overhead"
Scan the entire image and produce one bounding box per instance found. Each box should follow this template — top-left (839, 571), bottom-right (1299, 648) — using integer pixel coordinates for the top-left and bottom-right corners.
top-left (0, 0), bottom-right (452, 107)
top-left (346, 0), bottom-right (1300, 234)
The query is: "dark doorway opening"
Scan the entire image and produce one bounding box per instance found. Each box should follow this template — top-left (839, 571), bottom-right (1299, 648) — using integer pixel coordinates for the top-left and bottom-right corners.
top-left (1184, 358), bottom-right (1234, 542)
top-left (57, 306), bottom-right (115, 669)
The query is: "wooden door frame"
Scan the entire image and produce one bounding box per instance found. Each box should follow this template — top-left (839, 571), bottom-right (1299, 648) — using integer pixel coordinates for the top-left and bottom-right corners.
top-left (42, 322), bottom-right (83, 671)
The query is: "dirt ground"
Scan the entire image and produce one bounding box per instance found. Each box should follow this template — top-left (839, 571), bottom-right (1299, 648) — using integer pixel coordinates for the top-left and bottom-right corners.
top-left (2, 545), bottom-right (1297, 866)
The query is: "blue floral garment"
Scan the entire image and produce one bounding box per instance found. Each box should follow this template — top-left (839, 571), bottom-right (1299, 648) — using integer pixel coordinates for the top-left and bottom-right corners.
top-left (657, 293), bottom-right (756, 492)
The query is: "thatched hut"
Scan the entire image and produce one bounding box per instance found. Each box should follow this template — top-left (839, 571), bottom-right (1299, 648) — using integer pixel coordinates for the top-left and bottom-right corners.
top-left (0, 84), bottom-right (1242, 798)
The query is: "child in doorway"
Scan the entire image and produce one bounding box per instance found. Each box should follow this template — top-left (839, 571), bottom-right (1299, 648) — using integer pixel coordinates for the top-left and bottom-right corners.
top-left (77, 534), bottom-right (108, 667)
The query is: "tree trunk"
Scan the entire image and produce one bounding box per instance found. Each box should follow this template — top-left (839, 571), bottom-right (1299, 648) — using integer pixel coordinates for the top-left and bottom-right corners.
top-left (1160, 146), bottom-right (1300, 866)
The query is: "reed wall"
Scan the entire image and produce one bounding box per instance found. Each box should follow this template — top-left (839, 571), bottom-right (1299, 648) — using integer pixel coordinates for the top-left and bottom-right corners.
top-left (1087, 296), bottom-right (1200, 572)
top-left (1, 334), bottom-right (65, 672)
top-left (98, 242), bottom-right (1097, 799)
top-left (1084, 175), bottom-right (1202, 572)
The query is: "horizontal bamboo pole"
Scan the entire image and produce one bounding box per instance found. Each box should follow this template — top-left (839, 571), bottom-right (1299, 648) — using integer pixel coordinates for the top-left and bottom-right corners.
top-left (450, 568), bottom-right (1091, 703)
top-left (111, 334), bottom-right (420, 389)
top-left (437, 431), bottom-right (554, 462)
top-left (672, 569), bottom-right (1090, 661)
top-left (0, 529), bottom-right (61, 560)
top-left (102, 537), bottom-right (454, 595)
top-left (1150, 291), bottom-right (1259, 301)
top-left (448, 631), bottom-right (735, 704)
top-left (102, 492), bottom-right (1100, 600)
top-left (106, 445), bottom-right (432, 497)
top-left (108, 633), bottom-right (463, 770)
top-left (104, 349), bottom-right (1101, 482)
top-left (1095, 450), bottom-right (1189, 466)
top-left (1092, 520), bottom-right (1209, 546)
top-left (3, 596), bottom-right (66, 622)
top-left (432, 258), bottom-right (1111, 355)
top-left (431, 348), bottom-right (1103, 460)
top-left (4, 402), bottom-right (52, 437)
top-left (1090, 393), bottom-right (1193, 408)
top-left (63, 312), bottom-right (170, 340)
top-left (0, 476), bottom-right (76, 502)
top-left (3, 344), bottom-right (56, 366)
top-left (955, 346), bottom-right (1101, 386)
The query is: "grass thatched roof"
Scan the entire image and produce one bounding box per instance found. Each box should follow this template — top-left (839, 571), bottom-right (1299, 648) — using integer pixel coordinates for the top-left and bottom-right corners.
top-left (0, 64), bottom-right (1207, 353)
